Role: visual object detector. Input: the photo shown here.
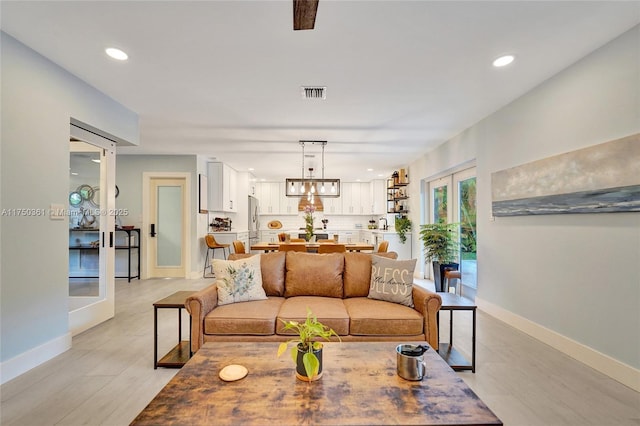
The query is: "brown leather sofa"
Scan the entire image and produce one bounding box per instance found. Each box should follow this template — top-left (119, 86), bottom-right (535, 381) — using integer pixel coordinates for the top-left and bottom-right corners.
top-left (186, 251), bottom-right (442, 352)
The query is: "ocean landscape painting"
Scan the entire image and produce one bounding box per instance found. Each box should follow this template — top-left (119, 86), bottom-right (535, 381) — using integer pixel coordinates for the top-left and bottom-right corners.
top-left (492, 134), bottom-right (640, 216)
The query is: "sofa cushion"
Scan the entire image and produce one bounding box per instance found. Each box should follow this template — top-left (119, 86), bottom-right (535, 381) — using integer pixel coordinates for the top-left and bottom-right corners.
top-left (343, 252), bottom-right (398, 298)
top-left (213, 256), bottom-right (268, 305)
top-left (284, 252), bottom-right (344, 298)
top-left (276, 296), bottom-right (349, 336)
top-left (228, 252), bottom-right (286, 297)
top-left (204, 297), bottom-right (285, 335)
top-left (344, 298), bottom-right (424, 336)
top-left (368, 256), bottom-right (416, 307)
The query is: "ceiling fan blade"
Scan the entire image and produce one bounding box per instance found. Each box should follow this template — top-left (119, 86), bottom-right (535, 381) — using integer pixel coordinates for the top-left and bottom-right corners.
top-left (293, 0), bottom-right (319, 30)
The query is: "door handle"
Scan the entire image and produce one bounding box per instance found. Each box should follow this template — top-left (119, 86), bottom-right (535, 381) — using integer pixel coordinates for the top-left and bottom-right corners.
top-left (150, 223), bottom-right (156, 237)
top-left (109, 231), bottom-right (114, 248)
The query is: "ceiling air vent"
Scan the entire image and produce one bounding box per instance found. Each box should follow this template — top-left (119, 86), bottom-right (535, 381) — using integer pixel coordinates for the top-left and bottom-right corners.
top-left (301, 86), bottom-right (326, 100)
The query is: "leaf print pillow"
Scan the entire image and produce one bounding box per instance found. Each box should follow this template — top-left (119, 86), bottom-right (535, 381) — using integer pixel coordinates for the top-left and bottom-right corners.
top-left (213, 255), bottom-right (267, 305)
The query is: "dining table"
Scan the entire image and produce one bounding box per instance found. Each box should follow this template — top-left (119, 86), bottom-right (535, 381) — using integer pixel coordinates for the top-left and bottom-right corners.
top-left (250, 241), bottom-right (374, 252)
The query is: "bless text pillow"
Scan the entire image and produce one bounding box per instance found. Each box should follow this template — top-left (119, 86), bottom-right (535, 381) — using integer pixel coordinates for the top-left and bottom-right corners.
top-left (368, 256), bottom-right (416, 307)
top-left (213, 255), bottom-right (267, 305)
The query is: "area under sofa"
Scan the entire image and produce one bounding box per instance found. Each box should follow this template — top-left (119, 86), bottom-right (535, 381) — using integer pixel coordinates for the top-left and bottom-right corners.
top-left (186, 251), bottom-right (442, 352)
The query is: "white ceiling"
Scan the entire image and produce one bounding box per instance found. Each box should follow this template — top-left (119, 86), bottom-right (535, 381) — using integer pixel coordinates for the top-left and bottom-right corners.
top-left (2, 1), bottom-right (639, 182)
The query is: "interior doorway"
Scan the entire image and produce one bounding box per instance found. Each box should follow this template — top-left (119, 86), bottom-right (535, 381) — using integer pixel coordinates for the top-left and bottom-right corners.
top-left (143, 173), bottom-right (191, 278)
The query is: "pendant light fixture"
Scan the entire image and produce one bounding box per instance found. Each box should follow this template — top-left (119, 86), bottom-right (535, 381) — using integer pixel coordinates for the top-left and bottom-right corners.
top-left (285, 141), bottom-right (340, 198)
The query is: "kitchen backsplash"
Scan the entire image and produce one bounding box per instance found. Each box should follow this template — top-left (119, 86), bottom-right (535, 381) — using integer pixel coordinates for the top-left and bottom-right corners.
top-left (259, 214), bottom-right (394, 230)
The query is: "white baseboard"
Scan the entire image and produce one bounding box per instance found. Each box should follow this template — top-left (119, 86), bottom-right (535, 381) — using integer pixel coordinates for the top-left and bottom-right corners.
top-left (476, 296), bottom-right (640, 392)
top-left (0, 332), bottom-right (72, 385)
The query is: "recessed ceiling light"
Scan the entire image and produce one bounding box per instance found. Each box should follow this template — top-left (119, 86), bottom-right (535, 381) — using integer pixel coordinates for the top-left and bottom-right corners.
top-left (248, 168), bottom-right (254, 171)
top-left (493, 55), bottom-right (514, 67)
top-left (105, 47), bottom-right (128, 61)
top-left (71, 172), bottom-right (78, 176)
top-left (367, 168), bottom-right (373, 172)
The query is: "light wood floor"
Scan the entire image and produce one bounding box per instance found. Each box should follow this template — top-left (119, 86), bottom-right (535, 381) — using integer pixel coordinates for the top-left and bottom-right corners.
top-left (1, 277), bottom-right (638, 425)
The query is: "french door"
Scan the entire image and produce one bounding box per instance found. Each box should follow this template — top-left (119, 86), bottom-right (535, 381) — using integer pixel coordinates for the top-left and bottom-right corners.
top-left (426, 167), bottom-right (477, 288)
top-left (68, 124), bottom-right (116, 335)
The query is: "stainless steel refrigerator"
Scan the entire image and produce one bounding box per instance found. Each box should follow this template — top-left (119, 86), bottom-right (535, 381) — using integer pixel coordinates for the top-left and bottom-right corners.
top-left (248, 196), bottom-right (260, 249)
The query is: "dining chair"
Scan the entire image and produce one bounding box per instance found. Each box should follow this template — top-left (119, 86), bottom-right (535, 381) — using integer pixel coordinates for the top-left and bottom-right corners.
top-left (204, 234), bottom-right (230, 277)
top-left (232, 240), bottom-right (246, 254)
top-left (278, 244), bottom-right (307, 252)
top-left (377, 240), bottom-right (389, 253)
top-left (290, 238), bottom-right (306, 243)
top-left (318, 244), bottom-right (346, 253)
top-left (278, 233), bottom-right (287, 242)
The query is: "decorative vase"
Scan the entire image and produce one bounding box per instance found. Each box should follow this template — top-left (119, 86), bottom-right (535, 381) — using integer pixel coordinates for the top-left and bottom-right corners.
top-left (295, 343), bottom-right (323, 382)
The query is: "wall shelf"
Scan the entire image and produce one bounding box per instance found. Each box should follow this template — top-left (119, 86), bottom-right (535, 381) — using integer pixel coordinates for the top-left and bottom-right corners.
top-left (387, 178), bottom-right (409, 214)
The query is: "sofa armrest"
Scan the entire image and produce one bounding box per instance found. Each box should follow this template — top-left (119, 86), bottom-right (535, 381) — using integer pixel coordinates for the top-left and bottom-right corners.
top-left (185, 283), bottom-right (219, 352)
top-left (412, 285), bottom-right (442, 351)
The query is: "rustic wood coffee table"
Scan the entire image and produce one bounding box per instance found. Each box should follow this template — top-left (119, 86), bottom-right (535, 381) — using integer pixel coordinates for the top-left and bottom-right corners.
top-left (133, 341), bottom-right (501, 425)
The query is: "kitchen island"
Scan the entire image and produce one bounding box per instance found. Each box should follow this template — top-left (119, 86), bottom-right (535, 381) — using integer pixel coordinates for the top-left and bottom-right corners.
top-left (257, 229), bottom-right (412, 258)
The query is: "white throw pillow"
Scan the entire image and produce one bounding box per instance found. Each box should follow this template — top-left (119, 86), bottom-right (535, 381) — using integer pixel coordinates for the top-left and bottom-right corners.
top-left (214, 255), bottom-right (267, 305)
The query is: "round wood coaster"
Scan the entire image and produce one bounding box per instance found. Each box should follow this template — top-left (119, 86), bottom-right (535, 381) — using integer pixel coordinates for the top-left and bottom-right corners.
top-left (219, 364), bottom-right (248, 382)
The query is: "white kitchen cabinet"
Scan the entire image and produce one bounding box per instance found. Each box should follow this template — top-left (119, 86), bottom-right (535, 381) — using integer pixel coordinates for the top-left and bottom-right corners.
top-left (360, 183), bottom-right (372, 214)
top-left (374, 232), bottom-right (412, 259)
top-left (342, 182), bottom-right (372, 215)
top-left (341, 183), bottom-right (360, 214)
top-left (260, 230), bottom-right (281, 243)
top-left (255, 182), bottom-right (280, 214)
top-left (207, 162), bottom-right (238, 212)
top-left (323, 196), bottom-right (342, 215)
top-left (370, 179), bottom-right (386, 215)
top-left (279, 182), bottom-right (299, 215)
top-left (338, 231), bottom-right (357, 244)
top-left (208, 231), bottom-right (249, 255)
top-left (360, 230), bottom-right (374, 245)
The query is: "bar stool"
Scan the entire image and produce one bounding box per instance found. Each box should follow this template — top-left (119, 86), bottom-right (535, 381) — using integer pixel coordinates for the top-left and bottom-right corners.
top-left (444, 269), bottom-right (463, 296)
top-left (377, 241), bottom-right (389, 253)
top-left (203, 235), bottom-right (230, 278)
top-left (232, 240), bottom-right (246, 254)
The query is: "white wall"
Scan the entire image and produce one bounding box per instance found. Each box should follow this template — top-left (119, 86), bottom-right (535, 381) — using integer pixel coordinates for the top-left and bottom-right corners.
top-left (0, 32), bottom-right (138, 381)
top-left (116, 155), bottom-right (200, 276)
top-left (409, 26), bottom-right (640, 388)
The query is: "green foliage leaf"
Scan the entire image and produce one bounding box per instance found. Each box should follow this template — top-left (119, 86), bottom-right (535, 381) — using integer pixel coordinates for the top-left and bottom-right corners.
top-left (277, 342), bottom-right (288, 358)
top-left (419, 222), bottom-right (460, 263)
top-left (302, 352), bottom-right (319, 379)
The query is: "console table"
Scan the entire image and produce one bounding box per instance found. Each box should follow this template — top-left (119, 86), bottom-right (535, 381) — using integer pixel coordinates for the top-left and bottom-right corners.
top-left (68, 228), bottom-right (140, 282)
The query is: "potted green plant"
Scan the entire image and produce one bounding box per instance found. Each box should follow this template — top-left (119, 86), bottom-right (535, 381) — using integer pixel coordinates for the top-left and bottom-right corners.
top-left (277, 308), bottom-right (340, 381)
top-left (419, 222), bottom-right (460, 292)
top-left (394, 216), bottom-right (412, 244)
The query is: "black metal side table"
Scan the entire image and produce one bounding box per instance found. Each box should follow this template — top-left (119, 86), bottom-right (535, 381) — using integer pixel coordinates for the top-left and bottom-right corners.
top-left (437, 292), bottom-right (477, 372)
top-left (154, 291), bottom-right (195, 369)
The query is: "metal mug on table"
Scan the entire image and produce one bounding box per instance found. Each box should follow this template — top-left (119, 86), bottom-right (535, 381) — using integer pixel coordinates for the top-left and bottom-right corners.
top-left (396, 344), bottom-right (429, 381)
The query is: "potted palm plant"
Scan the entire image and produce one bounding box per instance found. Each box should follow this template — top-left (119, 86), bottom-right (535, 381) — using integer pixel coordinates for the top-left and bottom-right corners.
top-left (277, 308), bottom-right (340, 381)
top-left (419, 222), bottom-right (460, 292)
